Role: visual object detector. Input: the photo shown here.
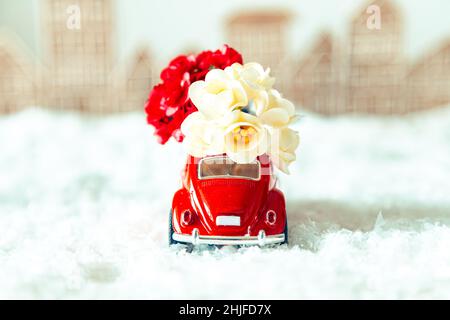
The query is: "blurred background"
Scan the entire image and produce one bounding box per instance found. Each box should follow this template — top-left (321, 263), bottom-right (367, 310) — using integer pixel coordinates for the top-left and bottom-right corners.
top-left (1, 0), bottom-right (450, 299)
top-left (1, 0), bottom-right (449, 115)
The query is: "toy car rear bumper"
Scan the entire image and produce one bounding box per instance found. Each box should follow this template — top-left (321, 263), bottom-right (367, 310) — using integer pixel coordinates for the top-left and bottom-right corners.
top-left (172, 229), bottom-right (285, 246)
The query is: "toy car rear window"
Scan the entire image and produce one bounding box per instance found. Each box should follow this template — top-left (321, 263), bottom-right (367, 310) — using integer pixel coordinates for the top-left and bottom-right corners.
top-left (198, 156), bottom-right (261, 180)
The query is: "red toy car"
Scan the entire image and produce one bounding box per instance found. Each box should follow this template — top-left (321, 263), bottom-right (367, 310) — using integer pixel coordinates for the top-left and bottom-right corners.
top-left (169, 154), bottom-right (288, 247)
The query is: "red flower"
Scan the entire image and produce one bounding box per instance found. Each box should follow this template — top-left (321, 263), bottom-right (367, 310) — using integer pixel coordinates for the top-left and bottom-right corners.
top-left (145, 45), bottom-right (243, 144)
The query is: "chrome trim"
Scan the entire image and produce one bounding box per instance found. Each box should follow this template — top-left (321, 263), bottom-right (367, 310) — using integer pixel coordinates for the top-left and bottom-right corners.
top-left (197, 155), bottom-right (261, 181)
top-left (172, 228), bottom-right (285, 246)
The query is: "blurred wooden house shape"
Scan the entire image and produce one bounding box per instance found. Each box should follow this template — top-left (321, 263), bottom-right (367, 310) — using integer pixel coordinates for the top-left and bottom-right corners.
top-left (347, 0), bottom-right (406, 114)
top-left (226, 11), bottom-right (291, 85)
top-left (117, 48), bottom-right (155, 112)
top-left (292, 0), bottom-right (407, 115)
top-left (42, 0), bottom-right (114, 113)
top-left (292, 33), bottom-right (345, 115)
top-left (406, 40), bottom-right (450, 112)
top-left (1, 0), bottom-right (449, 116)
top-left (0, 0), bottom-right (155, 115)
top-left (0, 33), bottom-right (37, 114)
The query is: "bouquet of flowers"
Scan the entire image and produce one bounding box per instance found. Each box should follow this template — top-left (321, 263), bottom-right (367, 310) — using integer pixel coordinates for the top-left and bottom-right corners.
top-left (145, 45), bottom-right (300, 174)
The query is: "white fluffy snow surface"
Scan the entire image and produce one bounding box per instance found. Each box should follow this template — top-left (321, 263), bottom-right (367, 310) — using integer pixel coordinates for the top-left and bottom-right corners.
top-left (1, 107), bottom-right (450, 299)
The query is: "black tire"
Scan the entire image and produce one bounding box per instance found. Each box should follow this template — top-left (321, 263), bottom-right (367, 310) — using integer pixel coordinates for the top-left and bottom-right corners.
top-left (168, 210), bottom-right (195, 252)
top-left (168, 210), bottom-right (177, 246)
top-left (283, 222), bottom-right (289, 245)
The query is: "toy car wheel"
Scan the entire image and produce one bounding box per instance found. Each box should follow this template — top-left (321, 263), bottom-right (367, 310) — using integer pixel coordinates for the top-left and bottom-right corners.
top-left (168, 210), bottom-right (177, 246)
top-left (283, 222), bottom-right (289, 245)
top-left (169, 210), bottom-right (195, 251)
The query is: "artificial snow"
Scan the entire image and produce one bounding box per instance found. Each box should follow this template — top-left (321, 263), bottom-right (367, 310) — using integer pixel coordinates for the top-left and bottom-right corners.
top-left (1, 107), bottom-right (450, 299)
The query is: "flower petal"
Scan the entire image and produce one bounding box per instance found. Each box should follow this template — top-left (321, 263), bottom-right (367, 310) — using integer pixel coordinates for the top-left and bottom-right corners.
top-left (205, 68), bottom-right (231, 83)
top-left (260, 108), bottom-right (290, 128)
top-left (278, 98), bottom-right (296, 117)
top-left (189, 81), bottom-right (224, 120)
top-left (279, 128), bottom-right (300, 151)
top-left (181, 111), bottom-right (206, 136)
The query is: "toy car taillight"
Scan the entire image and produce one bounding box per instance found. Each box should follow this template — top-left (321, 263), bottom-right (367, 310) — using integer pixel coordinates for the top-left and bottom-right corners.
top-left (181, 210), bottom-right (194, 226)
top-left (266, 210), bottom-right (277, 226)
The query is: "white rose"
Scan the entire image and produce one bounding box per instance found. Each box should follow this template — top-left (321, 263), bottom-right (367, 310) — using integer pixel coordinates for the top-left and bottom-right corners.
top-left (184, 62), bottom-right (300, 173)
top-left (226, 62), bottom-right (275, 114)
top-left (259, 89), bottom-right (297, 128)
top-left (269, 128), bottom-right (300, 174)
top-left (181, 112), bottom-right (225, 158)
top-left (220, 111), bottom-right (269, 164)
top-left (226, 62), bottom-right (275, 91)
top-left (188, 69), bottom-right (248, 120)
